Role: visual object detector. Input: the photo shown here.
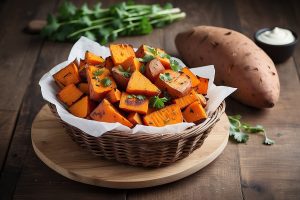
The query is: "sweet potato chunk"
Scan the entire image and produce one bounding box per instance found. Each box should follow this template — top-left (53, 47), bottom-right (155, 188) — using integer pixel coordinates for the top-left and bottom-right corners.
top-left (106, 88), bottom-right (121, 104)
top-left (127, 70), bottom-right (160, 96)
top-left (78, 83), bottom-right (89, 95)
top-left (135, 45), bottom-right (170, 69)
top-left (104, 56), bottom-right (114, 71)
top-left (128, 112), bottom-right (142, 125)
top-left (155, 70), bottom-right (192, 98)
top-left (143, 104), bottom-right (183, 127)
top-left (78, 59), bottom-right (87, 79)
top-left (119, 92), bottom-right (149, 114)
top-left (122, 56), bottom-right (142, 72)
top-left (69, 96), bottom-right (95, 118)
top-left (110, 44), bottom-right (135, 66)
top-left (181, 67), bottom-right (200, 87)
top-left (86, 66), bottom-right (116, 101)
top-left (85, 51), bottom-right (105, 65)
top-left (195, 76), bottom-right (209, 95)
top-left (57, 84), bottom-right (83, 106)
top-left (90, 99), bottom-right (133, 128)
top-left (145, 58), bottom-right (165, 82)
top-left (53, 61), bottom-right (80, 87)
top-left (183, 101), bottom-right (207, 123)
top-left (174, 90), bottom-right (199, 109)
top-left (111, 66), bottom-right (131, 89)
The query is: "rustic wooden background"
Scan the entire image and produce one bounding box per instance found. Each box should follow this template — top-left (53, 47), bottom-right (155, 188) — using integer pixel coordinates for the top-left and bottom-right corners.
top-left (0, 0), bottom-right (299, 199)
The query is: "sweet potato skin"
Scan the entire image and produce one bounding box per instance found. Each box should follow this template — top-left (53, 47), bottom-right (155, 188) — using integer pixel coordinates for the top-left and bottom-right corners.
top-left (145, 58), bottom-right (165, 82)
top-left (175, 26), bottom-right (280, 108)
top-left (155, 70), bottom-right (192, 98)
top-left (111, 66), bottom-right (130, 89)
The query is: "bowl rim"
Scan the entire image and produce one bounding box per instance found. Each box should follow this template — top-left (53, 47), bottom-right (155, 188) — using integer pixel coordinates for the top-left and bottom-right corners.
top-left (254, 27), bottom-right (298, 47)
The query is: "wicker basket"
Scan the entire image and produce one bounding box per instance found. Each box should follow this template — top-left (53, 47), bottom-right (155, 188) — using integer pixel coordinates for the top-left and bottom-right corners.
top-left (48, 101), bottom-right (225, 167)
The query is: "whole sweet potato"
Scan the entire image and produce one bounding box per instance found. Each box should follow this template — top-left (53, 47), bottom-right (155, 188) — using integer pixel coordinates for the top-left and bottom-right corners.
top-left (175, 26), bottom-right (280, 108)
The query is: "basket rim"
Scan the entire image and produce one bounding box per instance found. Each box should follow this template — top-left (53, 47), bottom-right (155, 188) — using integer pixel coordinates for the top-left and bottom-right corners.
top-left (48, 101), bottom-right (226, 143)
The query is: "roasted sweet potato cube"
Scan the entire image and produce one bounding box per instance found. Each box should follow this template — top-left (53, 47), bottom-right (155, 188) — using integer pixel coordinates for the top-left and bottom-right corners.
top-left (53, 61), bottom-right (81, 87)
top-left (127, 70), bottom-right (160, 96)
top-left (183, 101), bottom-right (207, 123)
top-left (85, 51), bottom-right (105, 65)
top-left (57, 84), bottom-right (83, 106)
top-left (110, 44), bottom-right (135, 66)
top-left (119, 92), bottom-right (149, 114)
top-left (69, 96), bottom-right (96, 118)
top-left (104, 56), bottom-right (114, 71)
top-left (173, 90), bottom-right (199, 109)
top-left (128, 112), bottom-right (142, 125)
top-left (143, 104), bottom-right (183, 127)
top-left (86, 66), bottom-right (116, 101)
top-left (155, 70), bottom-right (192, 98)
top-left (78, 83), bottom-right (89, 95)
top-left (145, 58), bottom-right (165, 82)
top-left (111, 66), bottom-right (131, 89)
top-left (122, 56), bottom-right (142, 72)
top-left (156, 48), bottom-right (171, 69)
top-left (195, 76), bottom-right (209, 95)
top-left (181, 67), bottom-right (200, 87)
top-left (135, 44), bottom-right (150, 58)
top-left (90, 99), bottom-right (133, 128)
top-left (106, 88), bottom-right (121, 104)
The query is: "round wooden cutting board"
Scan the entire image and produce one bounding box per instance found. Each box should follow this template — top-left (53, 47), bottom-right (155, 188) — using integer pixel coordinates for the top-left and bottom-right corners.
top-left (31, 105), bottom-right (229, 189)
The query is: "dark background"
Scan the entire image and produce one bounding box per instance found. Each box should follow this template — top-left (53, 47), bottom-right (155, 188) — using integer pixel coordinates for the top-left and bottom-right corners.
top-left (0, 0), bottom-right (299, 199)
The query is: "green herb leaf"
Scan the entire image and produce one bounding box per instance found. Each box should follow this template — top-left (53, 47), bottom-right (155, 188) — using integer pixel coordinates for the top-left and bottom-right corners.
top-left (228, 115), bottom-right (275, 145)
top-left (101, 77), bottom-right (112, 87)
top-left (140, 64), bottom-right (145, 73)
top-left (170, 59), bottom-right (181, 72)
top-left (159, 72), bottom-right (172, 81)
top-left (93, 69), bottom-right (104, 77)
top-left (150, 96), bottom-right (168, 109)
top-left (138, 54), bottom-right (155, 62)
top-left (118, 65), bottom-right (131, 78)
top-left (127, 94), bottom-right (146, 100)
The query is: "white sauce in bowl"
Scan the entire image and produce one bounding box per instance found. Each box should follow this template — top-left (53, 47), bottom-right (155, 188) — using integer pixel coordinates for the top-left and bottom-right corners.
top-left (257, 27), bottom-right (295, 45)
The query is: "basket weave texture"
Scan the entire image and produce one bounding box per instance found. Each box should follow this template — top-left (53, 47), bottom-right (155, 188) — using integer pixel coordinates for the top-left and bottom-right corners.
top-left (48, 101), bottom-right (225, 167)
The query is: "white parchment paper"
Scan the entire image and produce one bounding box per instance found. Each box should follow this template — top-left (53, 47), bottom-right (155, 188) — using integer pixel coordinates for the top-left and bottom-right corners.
top-left (39, 37), bottom-right (236, 136)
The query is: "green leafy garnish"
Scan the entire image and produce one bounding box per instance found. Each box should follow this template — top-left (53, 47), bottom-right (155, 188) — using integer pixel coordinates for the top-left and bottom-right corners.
top-left (138, 54), bottom-right (155, 62)
top-left (101, 77), bottom-right (112, 87)
top-left (42, 1), bottom-right (186, 44)
top-left (140, 64), bottom-right (145, 73)
top-left (170, 59), bottom-right (181, 72)
top-left (228, 115), bottom-right (275, 145)
top-left (150, 96), bottom-right (169, 109)
top-left (92, 68), bottom-right (104, 77)
top-left (118, 65), bottom-right (131, 78)
top-left (159, 73), bottom-right (172, 81)
top-left (127, 94), bottom-right (146, 100)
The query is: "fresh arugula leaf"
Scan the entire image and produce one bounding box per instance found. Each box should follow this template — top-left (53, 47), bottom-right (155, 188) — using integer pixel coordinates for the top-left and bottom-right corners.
top-left (159, 72), bottom-right (172, 81)
top-left (101, 77), bottom-right (112, 87)
top-left (150, 96), bottom-right (168, 109)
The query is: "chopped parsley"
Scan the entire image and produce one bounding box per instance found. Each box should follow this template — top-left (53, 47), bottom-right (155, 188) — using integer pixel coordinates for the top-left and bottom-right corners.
top-left (101, 77), bottom-right (112, 87)
top-left (159, 72), bottom-right (172, 81)
top-left (149, 96), bottom-right (169, 109)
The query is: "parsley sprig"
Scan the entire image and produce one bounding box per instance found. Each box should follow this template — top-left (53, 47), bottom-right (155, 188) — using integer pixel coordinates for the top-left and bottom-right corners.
top-left (42, 1), bottom-right (186, 44)
top-left (228, 115), bottom-right (275, 145)
top-left (118, 66), bottom-right (131, 78)
top-left (149, 96), bottom-right (169, 109)
top-left (101, 77), bottom-right (112, 87)
top-left (159, 72), bottom-right (172, 81)
top-left (127, 94), bottom-right (146, 100)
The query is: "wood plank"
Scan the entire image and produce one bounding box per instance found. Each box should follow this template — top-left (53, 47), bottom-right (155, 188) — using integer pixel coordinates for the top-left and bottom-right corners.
top-left (128, 0), bottom-right (244, 199)
top-left (234, 0), bottom-right (300, 199)
top-left (0, 0), bottom-right (59, 173)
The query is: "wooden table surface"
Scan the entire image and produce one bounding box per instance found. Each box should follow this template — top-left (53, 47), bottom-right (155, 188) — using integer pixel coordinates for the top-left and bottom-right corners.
top-left (0, 0), bottom-right (299, 199)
